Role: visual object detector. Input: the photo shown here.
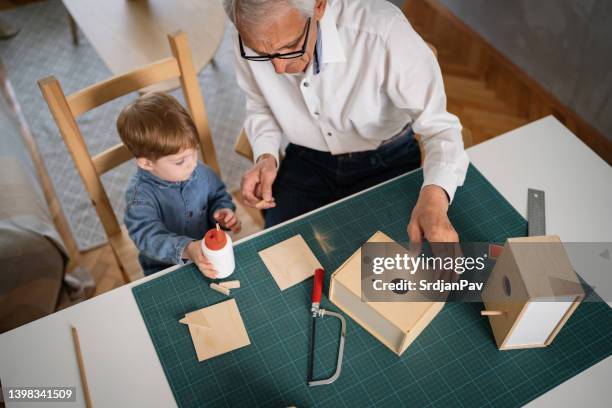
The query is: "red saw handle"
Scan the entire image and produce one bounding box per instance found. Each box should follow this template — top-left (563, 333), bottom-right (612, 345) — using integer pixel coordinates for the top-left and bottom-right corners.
top-left (311, 268), bottom-right (325, 304)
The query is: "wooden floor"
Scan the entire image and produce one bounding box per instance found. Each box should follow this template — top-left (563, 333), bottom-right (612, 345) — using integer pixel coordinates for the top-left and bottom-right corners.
top-left (405, 1), bottom-right (540, 145)
top-left (403, 0), bottom-right (611, 162)
top-left (0, 0), bottom-right (41, 11)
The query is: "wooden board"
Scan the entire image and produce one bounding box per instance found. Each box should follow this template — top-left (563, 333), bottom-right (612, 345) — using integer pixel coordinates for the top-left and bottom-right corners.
top-left (258, 234), bottom-right (322, 291)
top-left (179, 299), bottom-right (250, 362)
top-left (63, 0), bottom-right (225, 92)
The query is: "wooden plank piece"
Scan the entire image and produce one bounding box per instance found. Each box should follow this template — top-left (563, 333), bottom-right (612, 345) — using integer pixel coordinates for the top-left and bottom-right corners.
top-left (210, 282), bottom-right (230, 296)
top-left (219, 280), bottom-right (240, 289)
top-left (258, 234), bottom-right (322, 291)
top-left (180, 299), bottom-right (251, 361)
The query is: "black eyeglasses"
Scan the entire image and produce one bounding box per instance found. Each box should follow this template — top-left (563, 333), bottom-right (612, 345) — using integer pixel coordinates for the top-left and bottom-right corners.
top-left (239, 18), bottom-right (311, 61)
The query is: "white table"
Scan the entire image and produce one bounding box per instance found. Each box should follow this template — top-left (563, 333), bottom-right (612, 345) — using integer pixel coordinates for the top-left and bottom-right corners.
top-left (1, 116), bottom-right (610, 407)
top-left (467, 116), bottom-right (612, 407)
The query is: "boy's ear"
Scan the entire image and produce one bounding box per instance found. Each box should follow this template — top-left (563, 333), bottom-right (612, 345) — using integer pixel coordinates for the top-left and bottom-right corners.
top-left (136, 157), bottom-right (154, 171)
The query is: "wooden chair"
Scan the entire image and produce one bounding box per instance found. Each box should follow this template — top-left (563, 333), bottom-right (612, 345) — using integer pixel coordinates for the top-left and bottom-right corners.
top-left (234, 129), bottom-right (254, 162)
top-left (38, 31), bottom-right (220, 284)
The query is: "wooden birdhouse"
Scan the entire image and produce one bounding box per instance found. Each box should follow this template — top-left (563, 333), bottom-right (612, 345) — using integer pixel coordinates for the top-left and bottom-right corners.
top-left (329, 231), bottom-right (444, 356)
top-left (481, 235), bottom-right (584, 350)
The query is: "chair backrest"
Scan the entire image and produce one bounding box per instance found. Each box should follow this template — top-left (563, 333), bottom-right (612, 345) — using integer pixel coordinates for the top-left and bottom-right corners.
top-left (234, 128), bottom-right (254, 162)
top-left (38, 31), bottom-right (219, 241)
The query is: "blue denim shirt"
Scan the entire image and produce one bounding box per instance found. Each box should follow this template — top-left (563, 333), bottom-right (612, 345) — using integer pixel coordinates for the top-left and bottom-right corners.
top-left (124, 162), bottom-right (235, 275)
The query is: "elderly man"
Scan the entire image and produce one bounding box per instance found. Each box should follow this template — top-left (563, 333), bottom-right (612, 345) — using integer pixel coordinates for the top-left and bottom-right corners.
top-left (225, 0), bottom-right (469, 243)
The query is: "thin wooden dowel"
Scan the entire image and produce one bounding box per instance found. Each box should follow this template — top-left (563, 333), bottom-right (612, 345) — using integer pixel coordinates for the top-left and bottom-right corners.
top-left (481, 310), bottom-right (504, 316)
top-left (71, 326), bottom-right (93, 408)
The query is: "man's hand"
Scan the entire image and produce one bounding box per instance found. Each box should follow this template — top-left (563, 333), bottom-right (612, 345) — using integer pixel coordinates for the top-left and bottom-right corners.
top-left (241, 154), bottom-right (278, 209)
top-left (183, 240), bottom-right (217, 279)
top-left (213, 208), bottom-right (242, 234)
top-left (407, 185), bottom-right (458, 243)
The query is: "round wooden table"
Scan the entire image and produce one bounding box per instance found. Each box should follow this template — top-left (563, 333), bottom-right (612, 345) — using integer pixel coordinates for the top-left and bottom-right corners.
top-left (63, 0), bottom-right (226, 91)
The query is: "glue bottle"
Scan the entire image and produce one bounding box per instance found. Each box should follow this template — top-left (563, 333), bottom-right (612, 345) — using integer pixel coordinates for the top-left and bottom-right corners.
top-left (201, 224), bottom-right (235, 279)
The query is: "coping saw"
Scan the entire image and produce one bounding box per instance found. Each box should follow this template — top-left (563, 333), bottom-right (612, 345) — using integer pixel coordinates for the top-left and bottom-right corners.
top-left (307, 268), bottom-right (346, 387)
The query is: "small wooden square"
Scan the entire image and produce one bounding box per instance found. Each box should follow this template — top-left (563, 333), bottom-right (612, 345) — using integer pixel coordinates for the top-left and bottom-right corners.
top-left (258, 234), bottom-right (322, 291)
top-left (179, 299), bottom-right (250, 361)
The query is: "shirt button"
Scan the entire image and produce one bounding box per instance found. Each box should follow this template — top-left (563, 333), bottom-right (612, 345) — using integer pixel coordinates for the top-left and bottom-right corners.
top-left (303, 82), bottom-right (310, 87)
top-left (187, 211), bottom-right (193, 218)
top-left (326, 132), bottom-right (332, 137)
top-left (314, 112), bottom-right (319, 116)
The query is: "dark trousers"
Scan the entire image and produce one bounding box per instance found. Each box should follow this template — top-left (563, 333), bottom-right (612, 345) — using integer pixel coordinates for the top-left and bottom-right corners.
top-left (265, 130), bottom-right (421, 227)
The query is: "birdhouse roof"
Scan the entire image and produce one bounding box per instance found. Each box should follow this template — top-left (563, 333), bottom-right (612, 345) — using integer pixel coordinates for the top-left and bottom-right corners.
top-left (505, 235), bottom-right (584, 300)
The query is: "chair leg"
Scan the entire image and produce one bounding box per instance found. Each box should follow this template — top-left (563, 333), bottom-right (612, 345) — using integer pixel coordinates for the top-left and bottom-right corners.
top-left (116, 258), bottom-right (132, 284)
top-left (109, 244), bottom-right (132, 284)
top-left (68, 13), bottom-right (79, 46)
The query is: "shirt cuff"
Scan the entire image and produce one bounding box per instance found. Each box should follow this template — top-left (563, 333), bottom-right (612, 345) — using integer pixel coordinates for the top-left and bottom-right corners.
top-left (421, 162), bottom-right (465, 203)
top-left (252, 138), bottom-right (280, 167)
top-left (174, 236), bottom-right (194, 265)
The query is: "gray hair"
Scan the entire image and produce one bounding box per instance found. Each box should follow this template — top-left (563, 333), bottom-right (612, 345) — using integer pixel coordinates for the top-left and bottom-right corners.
top-left (223, 0), bottom-right (315, 29)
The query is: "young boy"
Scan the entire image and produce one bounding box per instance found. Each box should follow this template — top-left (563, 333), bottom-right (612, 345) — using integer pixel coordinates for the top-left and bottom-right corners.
top-left (117, 92), bottom-right (241, 277)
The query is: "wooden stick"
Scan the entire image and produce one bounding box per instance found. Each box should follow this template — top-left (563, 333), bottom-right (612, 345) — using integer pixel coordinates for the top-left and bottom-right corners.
top-left (210, 282), bottom-right (230, 296)
top-left (71, 326), bottom-right (93, 408)
top-left (255, 199), bottom-right (274, 209)
top-left (219, 280), bottom-right (240, 289)
top-left (481, 310), bottom-right (504, 316)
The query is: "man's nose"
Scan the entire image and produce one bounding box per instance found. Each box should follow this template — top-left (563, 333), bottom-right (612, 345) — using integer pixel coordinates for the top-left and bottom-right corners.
top-left (271, 58), bottom-right (288, 74)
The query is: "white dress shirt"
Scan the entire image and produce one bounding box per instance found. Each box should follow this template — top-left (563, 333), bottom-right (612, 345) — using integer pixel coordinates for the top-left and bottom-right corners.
top-left (233, 0), bottom-right (469, 201)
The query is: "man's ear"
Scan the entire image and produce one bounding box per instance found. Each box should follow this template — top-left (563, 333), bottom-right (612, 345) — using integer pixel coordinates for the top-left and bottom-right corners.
top-left (314, 0), bottom-right (327, 21)
top-left (136, 157), bottom-right (154, 171)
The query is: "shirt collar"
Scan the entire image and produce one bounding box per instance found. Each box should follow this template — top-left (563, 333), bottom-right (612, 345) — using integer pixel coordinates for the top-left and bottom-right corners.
top-left (318, 4), bottom-right (346, 65)
top-left (313, 23), bottom-right (323, 75)
top-left (137, 166), bottom-right (197, 189)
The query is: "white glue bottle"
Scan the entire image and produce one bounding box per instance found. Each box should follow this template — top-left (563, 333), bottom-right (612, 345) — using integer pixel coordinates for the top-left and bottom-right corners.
top-left (201, 223), bottom-right (235, 279)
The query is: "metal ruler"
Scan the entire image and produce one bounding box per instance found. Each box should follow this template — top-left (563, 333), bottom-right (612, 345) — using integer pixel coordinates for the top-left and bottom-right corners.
top-left (527, 188), bottom-right (546, 236)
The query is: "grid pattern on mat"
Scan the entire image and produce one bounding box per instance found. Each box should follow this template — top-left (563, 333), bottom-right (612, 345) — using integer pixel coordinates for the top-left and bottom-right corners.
top-left (133, 164), bottom-right (612, 408)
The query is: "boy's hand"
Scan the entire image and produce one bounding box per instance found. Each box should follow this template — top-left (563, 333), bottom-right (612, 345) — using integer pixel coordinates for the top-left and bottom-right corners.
top-left (213, 208), bottom-right (242, 234)
top-left (183, 240), bottom-right (217, 279)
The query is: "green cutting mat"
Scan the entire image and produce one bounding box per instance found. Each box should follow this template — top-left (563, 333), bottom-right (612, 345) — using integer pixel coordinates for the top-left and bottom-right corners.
top-left (133, 164), bottom-right (612, 408)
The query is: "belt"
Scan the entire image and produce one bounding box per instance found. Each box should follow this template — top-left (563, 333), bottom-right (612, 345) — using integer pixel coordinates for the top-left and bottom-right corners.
top-left (343, 124), bottom-right (413, 159)
top-left (380, 124), bottom-right (413, 146)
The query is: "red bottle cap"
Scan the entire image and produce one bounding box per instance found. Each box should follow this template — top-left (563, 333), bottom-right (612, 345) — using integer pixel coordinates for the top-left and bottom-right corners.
top-left (204, 224), bottom-right (227, 250)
